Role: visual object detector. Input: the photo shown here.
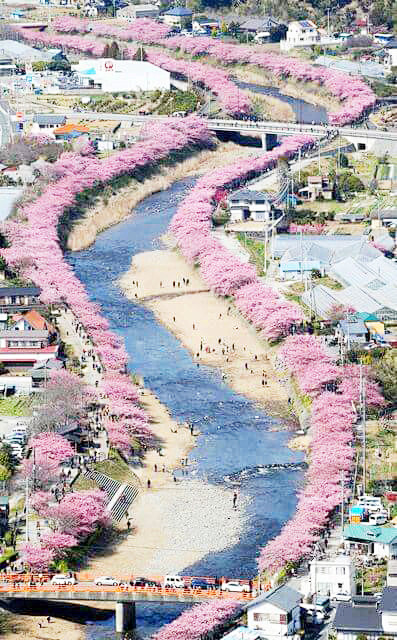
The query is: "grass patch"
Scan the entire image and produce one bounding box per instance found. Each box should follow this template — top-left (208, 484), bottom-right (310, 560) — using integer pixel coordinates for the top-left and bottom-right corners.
top-left (237, 234), bottom-right (265, 276)
top-left (0, 611), bottom-right (21, 635)
top-left (74, 451), bottom-right (139, 490)
top-left (0, 396), bottom-right (32, 417)
top-left (318, 276), bottom-right (343, 290)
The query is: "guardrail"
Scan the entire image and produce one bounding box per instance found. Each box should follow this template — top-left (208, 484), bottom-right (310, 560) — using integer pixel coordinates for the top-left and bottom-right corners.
top-left (0, 573), bottom-right (271, 601)
top-left (0, 583), bottom-right (256, 601)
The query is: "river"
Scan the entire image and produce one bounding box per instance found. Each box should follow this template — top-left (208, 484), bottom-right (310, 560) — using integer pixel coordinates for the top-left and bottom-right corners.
top-left (237, 81), bottom-right (328, 124)
top-left (66, 179), bottom-right (304, 638)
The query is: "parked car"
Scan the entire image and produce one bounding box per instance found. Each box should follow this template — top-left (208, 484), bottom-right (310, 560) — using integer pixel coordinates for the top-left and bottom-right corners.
top-left (334, 592), bottom-right (351, 602)
top-left (221, 581), bottom-right (250, 593)
top-left (163, 575), bottom-right (185, 589)
top-left (51, 574), bottom-right (76, 586)
top-left (190, 578), bottom-right (216, 590)
top-left (94, 576), bottom-right (119, 586)
top-left (131, 577), bottom-right (160, 588)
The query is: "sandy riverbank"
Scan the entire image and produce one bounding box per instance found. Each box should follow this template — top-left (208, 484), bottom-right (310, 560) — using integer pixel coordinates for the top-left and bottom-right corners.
top-left (2, 615), bottom-right (85, 640)
top-left (119, 249), bottom-right (290, 419)
top-left (87, 384), bottom-right (248, 576)
top-left (67, 142), bottom-right (258, 252)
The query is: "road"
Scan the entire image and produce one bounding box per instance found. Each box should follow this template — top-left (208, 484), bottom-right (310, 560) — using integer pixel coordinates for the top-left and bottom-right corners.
top-left (0, 573), bottom-right (259, 604)
top-left (0, 101), bottom-right (13, 146)
top-left (56, 112), bottom-right (397, 142)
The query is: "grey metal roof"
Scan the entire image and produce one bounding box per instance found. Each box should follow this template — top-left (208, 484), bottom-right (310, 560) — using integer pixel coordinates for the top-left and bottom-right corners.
top-left (282, 241), bottom-right (332, 264)
top-left (302, 284), bottom-right (383, 319)
top-left (33, 114), bottom-right (66, 126)
top-left (339, 319), bottom-right (367, 335)
top-left (334, 242), bottom-right (381, 264)
top-left (164, 7), bottom-right (192, 15)
top-left (273, 234), bottom-right (368, 259)
top-left (369, 255), bottom-right (397, 286)
top-left (302, 284), bottom-right (337, 318)
top-left (335, 285), bottom-right (382, 314)
top-left (368, 284), bottom-right (397, 310)
top-left (330, 257), bottom-right (388, 290)
top-left (379, 587), bottom-right (397, 612)
top-left (333, 602), bottom-right (382, 632)
top-left (0, 286), bottom-right (41, 297)
top-left (315, 55), bottom-right (386, 79)
top-left (229, 189), bottom-right (270, 203)
top-left (248, 585), bottom-right (301, 612)
top-left (0, 40), bottom-right (51, 62)
top-left (240, 17), bottom-right (280, 30)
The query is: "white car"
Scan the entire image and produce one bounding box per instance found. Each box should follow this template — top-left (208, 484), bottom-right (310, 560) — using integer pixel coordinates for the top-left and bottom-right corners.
top-left (221, 581), bottom-right (250, 593)
top-left (51, 574), bottom-right (76, 586)
top-left (334, 592), bottom-right (351, 602)
top-left (94, 576), bottom-right (119, 586)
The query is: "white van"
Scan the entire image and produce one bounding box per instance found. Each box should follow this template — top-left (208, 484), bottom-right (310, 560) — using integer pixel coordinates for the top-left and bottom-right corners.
top-left (163, 575), bottom-right (185, 589)
top-left (357, 496), bottom-right (383, 513)
top-left (369, 512), bottom-right (388, 525)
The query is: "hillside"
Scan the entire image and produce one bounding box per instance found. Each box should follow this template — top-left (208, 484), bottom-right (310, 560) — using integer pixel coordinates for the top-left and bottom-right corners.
top-left (187, 0), bottom-right (395, 31)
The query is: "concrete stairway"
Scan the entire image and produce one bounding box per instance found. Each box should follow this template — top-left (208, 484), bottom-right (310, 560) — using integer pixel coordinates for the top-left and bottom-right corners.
top-left (84, 470), bottom-right (139, 523)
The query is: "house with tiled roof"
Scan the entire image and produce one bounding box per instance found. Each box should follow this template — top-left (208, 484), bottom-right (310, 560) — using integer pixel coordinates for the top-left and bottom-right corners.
top-left (10, 309), bottom-right (54, 333)
top-left (163, 6), bottom-right (192, 29)
top-left (333, 588), bottom-right (397, 640)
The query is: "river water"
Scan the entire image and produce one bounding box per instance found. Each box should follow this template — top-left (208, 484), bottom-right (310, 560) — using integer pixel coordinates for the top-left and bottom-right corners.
top-left (66, 179), bottom-right (304, 638)
top-left (237, 81), bottom-right (328, 124)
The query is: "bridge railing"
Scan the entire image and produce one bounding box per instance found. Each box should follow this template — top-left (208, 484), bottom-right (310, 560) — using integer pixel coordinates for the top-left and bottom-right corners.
top-left (0, 583), bottom-right (257, 600)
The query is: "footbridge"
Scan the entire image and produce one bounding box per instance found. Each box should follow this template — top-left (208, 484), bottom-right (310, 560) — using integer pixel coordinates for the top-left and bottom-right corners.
top-left (0, 574), bottom-right (261, 632)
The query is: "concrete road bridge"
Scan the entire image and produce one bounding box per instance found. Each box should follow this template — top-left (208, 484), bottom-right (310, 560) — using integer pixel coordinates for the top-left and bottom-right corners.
top-left (55, 111), bottom-right (397, 152)
top-left (0, 575), bottom-right (259, 632)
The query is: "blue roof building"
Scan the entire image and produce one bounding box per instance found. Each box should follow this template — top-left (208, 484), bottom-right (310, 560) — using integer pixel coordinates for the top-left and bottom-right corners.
top-left (163, 6), bottom-right (192, 27)
top-left (164, 7), bottom-right (192, 15)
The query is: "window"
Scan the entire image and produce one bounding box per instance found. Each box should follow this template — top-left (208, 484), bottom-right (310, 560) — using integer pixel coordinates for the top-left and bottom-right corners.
top-left (253, 612), bottom-right (285, 623)
top-left (318, 566), bottom-right (330, 574)
top-left (335, 567), bottom-right (346, 575)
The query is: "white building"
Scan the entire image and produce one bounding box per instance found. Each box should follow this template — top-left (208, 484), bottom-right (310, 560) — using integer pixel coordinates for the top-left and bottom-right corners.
top-left (280, 20), bottom-right (320, 51)
top-left (246, 584), bottom-right (302, 638)
top-left (310, 556), bottom-right (356, 598)
top-left (383, 40), bottom-right (397, 73)
top-left (116, 3), bottom-right (159, 21)
top-left (387, 560), bottom-right (397, 587)
top-left (228, 189), bottom-right (272, 223)
top-left (73, 59), bottom-right (170, 93)
top-left (0, 375), bottom-right (32, 395)
top-left (343, 524), bottom-right (397, 560)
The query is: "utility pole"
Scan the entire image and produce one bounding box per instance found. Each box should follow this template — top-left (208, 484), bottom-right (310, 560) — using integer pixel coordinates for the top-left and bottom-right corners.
top-left (298, 147), bottom-right (301, 183)
top-left (360, 363), bottom-right (367, 495)
top-left (341, 470), bottom-right (345, 532)
top-left (327, 7), bottom-right (331, 36)
top-left (264, 226), bottom-right (268, 274)
top-left (25, 473), bottom-right (29, 542)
